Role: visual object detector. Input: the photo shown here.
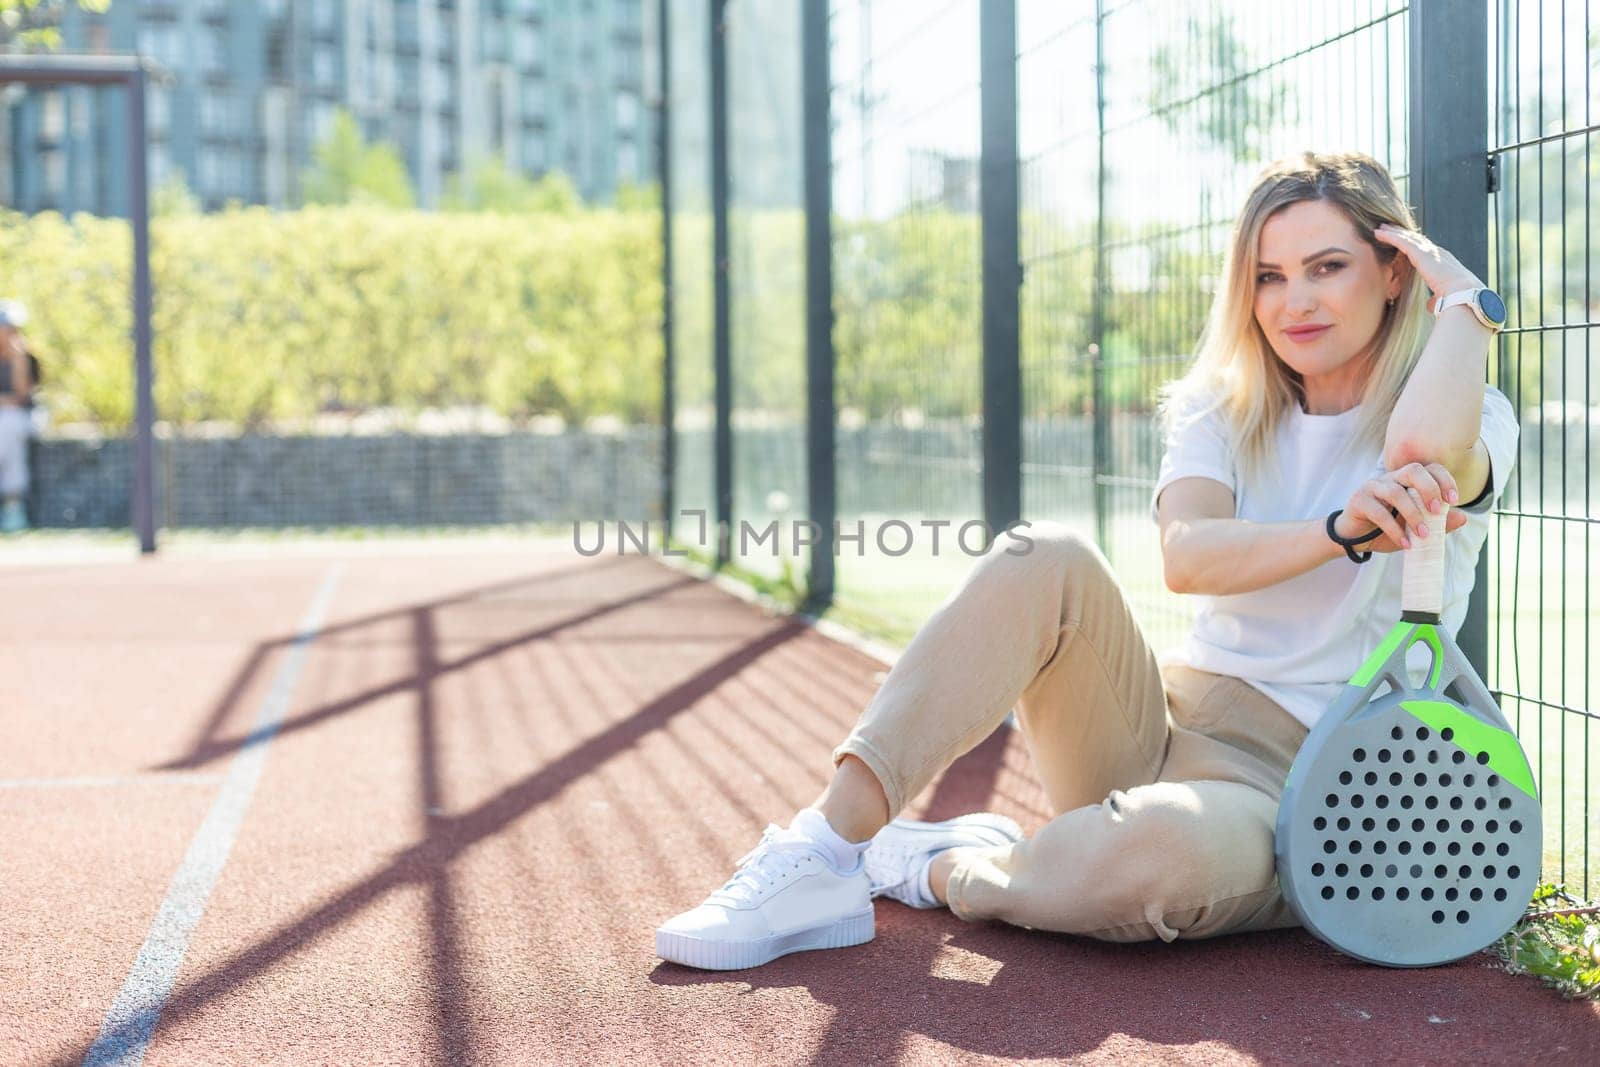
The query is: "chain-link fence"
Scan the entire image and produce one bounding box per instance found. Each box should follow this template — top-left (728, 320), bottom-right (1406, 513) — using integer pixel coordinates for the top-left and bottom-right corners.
top-left (726, 0), bottom-right (807, 582)
top-left (662, 0), bottom-right (1598, 893)
top-left (1487, 0), bottom-right (1597, 896)
top-left (3, 19), bottom-right (666, 546)
top-left (827, 1), bottom-right (987, 632)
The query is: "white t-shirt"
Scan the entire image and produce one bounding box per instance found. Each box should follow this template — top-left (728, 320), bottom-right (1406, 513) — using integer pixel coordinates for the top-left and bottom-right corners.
top-left (1149, 385), bottom-right (1519, 729)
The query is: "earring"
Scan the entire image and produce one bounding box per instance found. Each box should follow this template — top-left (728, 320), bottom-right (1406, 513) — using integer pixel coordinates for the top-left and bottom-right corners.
top-left (1386, 296), bottom-right (1396, 309)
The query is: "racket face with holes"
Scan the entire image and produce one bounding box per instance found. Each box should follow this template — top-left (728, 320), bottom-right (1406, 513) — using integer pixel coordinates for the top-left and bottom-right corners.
top-left (1275, 619), bottom-right (1541, 967)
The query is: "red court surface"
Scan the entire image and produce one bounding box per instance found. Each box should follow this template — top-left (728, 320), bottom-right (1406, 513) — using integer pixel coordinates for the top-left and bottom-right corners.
top-left (1, 538), bottom-right (1595, 1065)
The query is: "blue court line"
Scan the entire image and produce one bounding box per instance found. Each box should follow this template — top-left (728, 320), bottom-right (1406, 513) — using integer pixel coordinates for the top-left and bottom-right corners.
top-left (82, 564), bottom-right (344, 1067)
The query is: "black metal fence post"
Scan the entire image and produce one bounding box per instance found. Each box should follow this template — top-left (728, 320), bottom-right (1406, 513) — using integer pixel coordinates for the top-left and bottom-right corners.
top-left (127, 66), bottom-right (155, 554)
top-left (802, 0), bottom-right (835, 606)
top-left (709, 0), bottom-right (733, 565)
top-left (1090, 1), bottom-right (1109, 551)
top-left (980, 0), bottom-right (1021, 535)
top-left (658, 0), bottom-right (675, 548)
top-left (1409, 0), bottom-right (1491, 676)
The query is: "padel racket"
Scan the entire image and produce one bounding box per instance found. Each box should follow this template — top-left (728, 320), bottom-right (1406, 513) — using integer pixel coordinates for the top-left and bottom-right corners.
top-left (1276, 504), bottom-right (1541, 967)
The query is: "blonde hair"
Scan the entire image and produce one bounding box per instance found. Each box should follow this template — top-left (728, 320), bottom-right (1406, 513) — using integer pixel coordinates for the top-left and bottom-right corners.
top-left (1158, 151), bottom-right (1431, 484)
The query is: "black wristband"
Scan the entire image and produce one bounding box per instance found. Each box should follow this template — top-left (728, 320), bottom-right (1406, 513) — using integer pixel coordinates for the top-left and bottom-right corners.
top-left (1326, 508), bottom-right (1384, 564)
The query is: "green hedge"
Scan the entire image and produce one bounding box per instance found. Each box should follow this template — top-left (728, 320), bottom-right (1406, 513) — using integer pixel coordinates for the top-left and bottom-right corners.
top-left (0, 205), bottom-right (663, 429)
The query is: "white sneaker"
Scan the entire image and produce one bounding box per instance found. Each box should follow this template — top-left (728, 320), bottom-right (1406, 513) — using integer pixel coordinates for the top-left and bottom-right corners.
top-left (655, 824), bottom-right (875, 970)
top-left (865, 813), bottom-right (1024, 909)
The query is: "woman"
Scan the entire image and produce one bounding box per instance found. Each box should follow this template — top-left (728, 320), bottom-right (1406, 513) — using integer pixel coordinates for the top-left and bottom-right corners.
top-left (0, 299), bottom-right (36, 534)
top-left (655, 151), bottom-right (1520, 970)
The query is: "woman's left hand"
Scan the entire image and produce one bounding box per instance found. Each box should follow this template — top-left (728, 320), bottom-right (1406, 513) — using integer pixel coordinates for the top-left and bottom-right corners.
top-left (1372, 223), bottom-right (1483, 311)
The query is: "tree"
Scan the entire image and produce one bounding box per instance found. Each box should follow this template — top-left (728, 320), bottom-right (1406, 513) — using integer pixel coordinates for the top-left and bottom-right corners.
top-left (1149, 14), bottom-right (1290, 165)
top-left (151, 171), bottom-right (199, 216)
top-left (0, 0), bottom-right (109, 49)
top-left (614, 181), bottom-right (660, 213)
top-left (442, 155), bottom-right (581, 214)
top-left (522, 170), bottom-right (581, 214)
top-left (299, 109), bottom-right (415, 208)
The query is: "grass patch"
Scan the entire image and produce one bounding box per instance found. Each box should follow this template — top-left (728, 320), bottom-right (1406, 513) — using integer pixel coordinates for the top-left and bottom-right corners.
top-left (670, 541), bottom-right (808, 611)
top-left (1492, 883), bottom-right (1600, 999)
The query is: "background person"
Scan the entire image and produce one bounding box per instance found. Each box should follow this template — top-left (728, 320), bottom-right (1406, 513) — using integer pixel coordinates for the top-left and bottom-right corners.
top-left (0, 299), bottom-right (38, 533)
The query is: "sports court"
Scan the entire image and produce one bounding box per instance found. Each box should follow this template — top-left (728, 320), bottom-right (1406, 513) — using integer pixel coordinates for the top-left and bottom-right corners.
top-left (2, 537), bottom-right (1595, 1065)
top-left (3, 0), bottom-right (1598, 1062)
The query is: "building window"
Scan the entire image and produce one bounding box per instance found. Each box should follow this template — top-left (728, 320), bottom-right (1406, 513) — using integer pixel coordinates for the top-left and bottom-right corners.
top-left (313, 47), bottom-right (338, 90)
top-left (266, 25), bottom-right (289, 82)
top-left (487, 72), bottom-right (506, 143)
top-left (365, 47), bottom-right (387, 102)
top-left (147, 86), bottom-right (171, 136)
top-left (481, 19), bottom-right (505, 62)
top-left (522, 132), bottom-right (544, 170)
top-left (225, 150), bottom-right (251, 200)
top-left (520, 80), bottom-right (543, 119)
top-left (426, 61), bottom-right (449, 108)
top-left (364, 2), bottom-right (384, 44)
top-left (200, 27), bottom-right (227, 78)
top-left (615, 36), bottom-right (640, 84)
top-left (68, 87), bottom-right (92, 139)
top-left (396, 119), bottom-right (420, 171)
top-left (513, 24), bottom-right (537, 68)
top-left (395, 4), bottom-right (420, 51)
top-left (304, 104), bottom-right (335, 150)
top-left (40, 148), bottom-right (65, 203)
top-left (38, 93), bottom-right (66, 142)
top-left (197, 147), bottom-right (222, 195)
top-left (614, 91), bottom-right (637, 133)
top-left (199, 93), bottom-right (241, 138)
top-left (397, 59), bottom-right (421, 104)
top-left (148, 144), bottom-right (171, 186)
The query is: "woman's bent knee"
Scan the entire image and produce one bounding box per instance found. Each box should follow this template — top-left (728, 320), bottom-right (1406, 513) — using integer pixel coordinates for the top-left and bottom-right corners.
top-left (965, 783), bottom-right (1281, 940)
top-left (1083, 785), bottom-right (1280, 939)
top-left (974, 519), bottom-right (1108, 582)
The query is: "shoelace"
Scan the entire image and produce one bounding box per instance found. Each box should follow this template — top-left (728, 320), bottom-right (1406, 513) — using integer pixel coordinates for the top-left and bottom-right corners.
top-left (708, 824), bottom-right (821, 906)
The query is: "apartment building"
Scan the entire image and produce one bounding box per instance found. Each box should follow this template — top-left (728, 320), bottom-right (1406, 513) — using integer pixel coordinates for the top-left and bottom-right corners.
top-left (0, 0), bottom-right (651, 213)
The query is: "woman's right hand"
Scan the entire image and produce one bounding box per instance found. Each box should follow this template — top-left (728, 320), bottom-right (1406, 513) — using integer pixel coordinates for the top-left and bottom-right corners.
top-left (1334, 461), bottom-right (1468, 553)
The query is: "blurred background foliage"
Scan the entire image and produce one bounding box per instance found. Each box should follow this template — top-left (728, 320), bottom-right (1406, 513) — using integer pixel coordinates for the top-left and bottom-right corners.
top-left (0, 0), bottom-right (110, 50)
top-left (0, 202), bottom-right (663, 429)
top-left (2, 192), bottom-right (1576, 432)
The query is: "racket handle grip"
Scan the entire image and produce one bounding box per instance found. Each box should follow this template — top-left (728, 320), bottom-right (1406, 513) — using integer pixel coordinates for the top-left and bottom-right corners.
top-left (1401, 503), bottom-right (1449, 618)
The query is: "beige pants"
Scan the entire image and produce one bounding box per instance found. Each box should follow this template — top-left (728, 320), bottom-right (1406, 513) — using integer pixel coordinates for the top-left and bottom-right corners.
top-left (834, 522), bottom-right (1310, 943)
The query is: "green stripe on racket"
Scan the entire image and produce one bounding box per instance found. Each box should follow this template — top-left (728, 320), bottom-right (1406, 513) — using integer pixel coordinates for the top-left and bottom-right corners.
top-left (1275, 503), bottom-right (1541, 967)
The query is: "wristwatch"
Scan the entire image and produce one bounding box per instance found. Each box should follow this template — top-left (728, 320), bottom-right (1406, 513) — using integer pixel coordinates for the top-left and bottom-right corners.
top-left (1434, 286), bottom-right (1507, 332)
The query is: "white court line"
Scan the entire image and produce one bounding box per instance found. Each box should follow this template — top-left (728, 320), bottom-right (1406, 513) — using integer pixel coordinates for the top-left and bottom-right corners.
top-left (82, 564), bottom-right (344, 1067)
top-left (0, 774), bottom-right (225, 789)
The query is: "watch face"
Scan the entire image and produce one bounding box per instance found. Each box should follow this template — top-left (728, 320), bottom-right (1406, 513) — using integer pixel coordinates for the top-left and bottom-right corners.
top-left (1477, 289), bottom-right (1508, 326)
